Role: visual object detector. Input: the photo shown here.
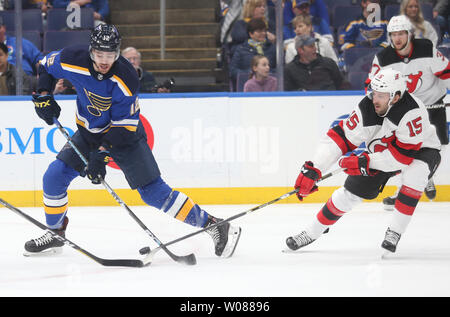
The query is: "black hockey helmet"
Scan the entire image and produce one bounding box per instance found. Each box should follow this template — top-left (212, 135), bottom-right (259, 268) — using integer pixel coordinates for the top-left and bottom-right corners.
top-left (89, 24), bottom-right (121, 60)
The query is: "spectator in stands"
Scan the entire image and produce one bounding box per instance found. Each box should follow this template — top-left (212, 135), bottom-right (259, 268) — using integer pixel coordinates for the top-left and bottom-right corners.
top-left (50, 0), bottom-right (110, 26)
top-left (0, 42), bottom-right (36, 95)
top-left (9, 1), bottom-right (51, 13)
top-left (0, 16), bottom-right (43, 76)
top-left (50, 0), bottom-right (88, 8)
top-left (339, 0), bottom-right (389, 52)
top-left (53, 78), bottom-right (76, 94)
top-left (0, 0), bottom-right (8, 9)
top-left (306, 0), bottom-right (330, 24)
top-left (36, 0), bottom-right (51, 13)
top-left (121, 46), bottom-right (170, 93)
top-left (401, 0), bottom-right (439, 46)
top-left (90, 0), bottom-right (110, 25)
top-left (243, 55), bottom-right (277, 92)
top-left (285, 14), bottom-right (338, 64)
top-left (218, 0), bottom-right (230, 25)
top-left (432, 0), bottom-right (449, 37)
top-left (229, 0), bottom-right (275, 57)
top-left (284, 0), bottom-right (333, 43)
top-left (230, 17), bottom-right (276, 91)
top-left (284, 34), bottom-right (349, 91)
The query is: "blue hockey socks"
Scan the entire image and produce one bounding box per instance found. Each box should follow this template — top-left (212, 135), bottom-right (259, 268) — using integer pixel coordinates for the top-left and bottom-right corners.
top-left (43, 159), bottom-right (78, 229)
top-left (138, 177), bottom-right (209, 227)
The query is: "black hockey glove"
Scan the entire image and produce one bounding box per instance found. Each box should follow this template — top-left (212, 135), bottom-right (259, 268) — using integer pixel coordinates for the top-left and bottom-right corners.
top-left (32, 94), bottom-right (61, 125)
top-left (86, 150), bottom-right (111, 184)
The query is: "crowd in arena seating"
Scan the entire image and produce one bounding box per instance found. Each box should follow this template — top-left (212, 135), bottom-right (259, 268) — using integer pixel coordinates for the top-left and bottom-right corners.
top-left (0, 0), bottom-right (109, 95)
top-left (0, 0), bottom-right (449, 94)
top-left (219, 0), bottom-right (450, 92)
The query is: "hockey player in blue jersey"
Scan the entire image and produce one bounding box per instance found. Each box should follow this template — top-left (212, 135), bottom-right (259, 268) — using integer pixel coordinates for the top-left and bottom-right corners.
top-left (24, 24), bottom-right (241, 258)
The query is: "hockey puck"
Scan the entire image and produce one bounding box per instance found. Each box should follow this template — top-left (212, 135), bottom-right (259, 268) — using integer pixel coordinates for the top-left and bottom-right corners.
top-left (139, 246), bottom-right (151, 255)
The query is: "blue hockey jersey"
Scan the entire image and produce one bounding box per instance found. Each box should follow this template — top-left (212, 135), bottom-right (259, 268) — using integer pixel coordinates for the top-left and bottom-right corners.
top-left (339, 16), bottom-right (389, 51)
top-left (38, 45), bottom-right (140, 147)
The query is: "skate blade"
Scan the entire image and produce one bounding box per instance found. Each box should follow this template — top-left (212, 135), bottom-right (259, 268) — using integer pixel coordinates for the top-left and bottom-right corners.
top-left (381, 249), bottom-right (395, 259)
top-left (383, 205), bottom-right (394, 211)
top-left (23, 247), bottom-right (63, 257)
top-left (221, 227), bottom-right (242, 258)
top-left (282, 248), bottom-right (296, 253)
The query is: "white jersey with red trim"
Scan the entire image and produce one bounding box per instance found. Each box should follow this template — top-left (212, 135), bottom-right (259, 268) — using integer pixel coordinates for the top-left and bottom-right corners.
top-left (312, 92), bottom-right (441, 173)
top-left (367, 39), bottom-right (450, 106)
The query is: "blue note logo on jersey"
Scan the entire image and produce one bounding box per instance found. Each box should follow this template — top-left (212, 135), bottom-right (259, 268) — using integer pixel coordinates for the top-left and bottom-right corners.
top-left (83, 88), bottom-right (112, 116)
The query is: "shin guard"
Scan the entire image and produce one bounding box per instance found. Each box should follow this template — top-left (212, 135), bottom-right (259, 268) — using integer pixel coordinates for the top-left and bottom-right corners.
top-left (43, 160), bottom-right (78, 229)
top-left (316, 187), bottom-right (361, 226)
top-left (138, 177), bottom-right (209, 227)
top-left (394, 185), bottom-right (422, 216)
top-left (390, 185), bottom-right (422, 234)
top-left (316, 198), bottom-right (346, 226)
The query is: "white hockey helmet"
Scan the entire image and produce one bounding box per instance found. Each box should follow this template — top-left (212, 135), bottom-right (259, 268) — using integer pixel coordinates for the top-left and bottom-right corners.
top-left (369, 68), bottom-right (407, 115)
top-left (387, 15), bottom-right (414, 48)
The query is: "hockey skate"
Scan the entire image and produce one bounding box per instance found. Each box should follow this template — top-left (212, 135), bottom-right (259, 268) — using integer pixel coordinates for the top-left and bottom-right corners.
top-left (424, 178), bottom-right (436, 201)
top-left (205, 216), bottom-right (241, 258)
top-left (382, 196), bottom-right (396, 211)
top-left (381, 227), bottom-right (401, 254)
top-left (24, 217), bottom-right (68, 256)
top-left (286, 231), bottom-right (315, 251)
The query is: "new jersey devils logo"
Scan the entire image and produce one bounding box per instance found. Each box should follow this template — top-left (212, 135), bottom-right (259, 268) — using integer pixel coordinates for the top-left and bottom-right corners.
top-left (367, 138), bottom-right (387, 153)
top-left (406, 71), bottom-right (423, 93)
top-left (367, 134), bottom-right (395, 153)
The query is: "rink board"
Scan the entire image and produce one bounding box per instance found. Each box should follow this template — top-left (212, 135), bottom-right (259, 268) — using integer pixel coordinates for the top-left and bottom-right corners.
top-left (0, 91), bottom-right (448, 206)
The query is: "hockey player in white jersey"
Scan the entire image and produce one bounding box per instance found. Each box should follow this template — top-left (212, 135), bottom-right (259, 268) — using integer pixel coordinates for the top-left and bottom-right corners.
top-left (286, 68), bottom-right (441, 254)
top-left (367, 15), bottom-right (449, 206)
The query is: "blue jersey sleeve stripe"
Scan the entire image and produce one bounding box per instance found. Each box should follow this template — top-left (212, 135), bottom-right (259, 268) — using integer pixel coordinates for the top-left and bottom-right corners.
top-left (61, 63), bottom-right (91, 76)
top-left (111, 75), bottom-right (133, 96)
top-left (109, 125), bottom-right (138, 132)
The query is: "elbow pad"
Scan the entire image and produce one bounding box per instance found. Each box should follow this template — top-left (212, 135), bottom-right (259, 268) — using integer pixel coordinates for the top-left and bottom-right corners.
top-left (37, 64), bottom-right (56, 93)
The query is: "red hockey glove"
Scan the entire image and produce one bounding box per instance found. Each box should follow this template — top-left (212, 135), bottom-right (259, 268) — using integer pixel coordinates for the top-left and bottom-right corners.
top-left (294, 161), bottom-right (322, 201)
top-left (338, 152), bottom-right (378, 176)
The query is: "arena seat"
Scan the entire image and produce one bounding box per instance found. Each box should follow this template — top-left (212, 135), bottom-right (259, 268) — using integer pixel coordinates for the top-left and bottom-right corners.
top-left (348, 71), bottom-right (369, 90)
top-left (0, 9), bottom-right (43, 32)
top-left (6, 30), bottom-right (42, 51)
top-left (343, 47), bottom-right (380, 73)
top-left (46, 8), bottom-right (95, 31)
top-left (43, 30), bottom-right (91, 53)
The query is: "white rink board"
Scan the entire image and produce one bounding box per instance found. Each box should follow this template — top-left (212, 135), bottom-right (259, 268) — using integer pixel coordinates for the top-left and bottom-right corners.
top-left (0, 93), bottom-right (448, 191)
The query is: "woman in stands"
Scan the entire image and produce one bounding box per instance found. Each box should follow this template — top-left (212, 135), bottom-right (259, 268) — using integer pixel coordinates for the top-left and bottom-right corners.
top-left (400, 0), bottom-right (439, 46)
top-left (229, 0), bottom-right (275, 57)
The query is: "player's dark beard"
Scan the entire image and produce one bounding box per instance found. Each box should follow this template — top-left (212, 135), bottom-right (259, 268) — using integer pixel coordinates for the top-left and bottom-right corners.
top-left (92, 60), bottom-right (111, 74)
top-left (396, 42), bottom-right (408, 51)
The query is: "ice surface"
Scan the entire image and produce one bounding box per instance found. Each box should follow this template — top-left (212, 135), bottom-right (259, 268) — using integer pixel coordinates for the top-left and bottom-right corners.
top-left (1, 202), bottom-right (450, 297)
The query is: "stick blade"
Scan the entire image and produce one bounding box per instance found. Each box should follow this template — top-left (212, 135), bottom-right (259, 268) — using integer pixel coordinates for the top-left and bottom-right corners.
top-left (182, 253), bottom-right (197, 265)
top-left (144, 247), bottom-right (195, 265)
top-left (173, 252), bottom-right (197, 265)
top-left (97, 258), bottom-right (146, 267)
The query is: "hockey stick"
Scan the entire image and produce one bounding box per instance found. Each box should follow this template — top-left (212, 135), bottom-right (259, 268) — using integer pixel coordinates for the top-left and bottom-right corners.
top-left (0, 198), bottom-right (152, 267)
top-left (53, 118), bottom-right (197, 266)
top-left (141, 168), bottom-right (344, 257)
